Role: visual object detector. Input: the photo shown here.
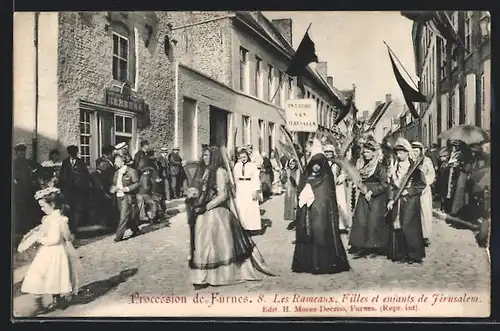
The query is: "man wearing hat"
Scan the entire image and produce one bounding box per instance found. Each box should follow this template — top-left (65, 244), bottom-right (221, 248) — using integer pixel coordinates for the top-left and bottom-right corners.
top-left (13, 143), bottom-right (41, 236)
top-left (133, 139), bottom-right (150, 171)
top-left (115, 142), bottom-right (133, 166)
top-left (442, 140), bottom-right (470, 217)
top-left (412, 141), bottom-right (436, 247)
top-left (156, 146), bottom-right (171, 201)
top-left (435, 148), bottom-right (450, 210)
top-left (136, 160), bottom-right (158, 223)
top-left (59, 144), bottom-right (91, 232)
top-left (167, 146), bottom-right (183, 199)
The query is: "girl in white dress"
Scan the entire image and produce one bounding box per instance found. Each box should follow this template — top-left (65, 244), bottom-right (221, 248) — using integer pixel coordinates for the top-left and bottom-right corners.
top-left (21, 187), bottom-right (79, 312)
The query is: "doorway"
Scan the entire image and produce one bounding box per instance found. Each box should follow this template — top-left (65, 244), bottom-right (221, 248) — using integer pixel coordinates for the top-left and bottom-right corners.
top-left (182, 97), bottom-right (197, 161)
top-left (209, 106), bottom-right (229, 147)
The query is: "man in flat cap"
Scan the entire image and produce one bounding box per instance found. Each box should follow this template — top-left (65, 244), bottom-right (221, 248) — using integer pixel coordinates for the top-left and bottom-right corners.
top-left (156, 146), bottom-right (171, 201)
top-left (133, 139), bottom-right (150, 171)
top-left (13, 143), bottom-right (41, 236)
top-left (59, 145), bottom-right (91, 232)
top-left (167, 146), bottom-right (183, 199)
top-left (115, 142), bottom-right (133, 166)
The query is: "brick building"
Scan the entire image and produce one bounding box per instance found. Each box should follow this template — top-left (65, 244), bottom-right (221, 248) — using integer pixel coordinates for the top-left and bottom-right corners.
top-left (169, 11), bottom-right (347, 160)
top-left (404, 11), bottom-right (491, 146)
top-left (13, 11), bottom-right (347, 167)
top-left (14, 11), bottom-right (177, 167)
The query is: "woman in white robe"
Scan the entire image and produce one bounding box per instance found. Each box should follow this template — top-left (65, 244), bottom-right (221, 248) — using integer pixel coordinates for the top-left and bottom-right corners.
top-left (411, 141), bottom-right (436, 246)
top-left (234, 148), bottom-right (262, 232)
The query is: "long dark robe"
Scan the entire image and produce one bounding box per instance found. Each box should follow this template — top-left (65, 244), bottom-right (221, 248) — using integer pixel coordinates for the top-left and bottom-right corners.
top-left (292, 153), bottom-right (350, 275)
top-left (89, 170), bottom-right (114, 227)
top-left (284, 166), bottom-right (300, 221)
top-left (387, 166), bottom-right (427, 262)
top-left (349, 162), bottom-right (389, 253)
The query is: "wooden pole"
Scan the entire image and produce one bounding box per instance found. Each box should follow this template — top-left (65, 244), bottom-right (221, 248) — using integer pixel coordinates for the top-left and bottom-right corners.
top-left (383, 40), bottom-right (420, 90)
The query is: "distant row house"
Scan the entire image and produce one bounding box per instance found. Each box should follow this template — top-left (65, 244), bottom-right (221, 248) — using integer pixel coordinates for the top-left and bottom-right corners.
top-left (14, 11), bottom-right (350, 167)
top-left (403, 11), bottom-right (491, 146)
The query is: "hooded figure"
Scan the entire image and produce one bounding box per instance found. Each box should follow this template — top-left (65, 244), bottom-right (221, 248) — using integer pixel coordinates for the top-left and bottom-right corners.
top-left (292, 152), bottom-right (350, 275)
top-left (386, 138), bottom-right (427, 264)
top-left (348, 139), bottom-right (389, 258)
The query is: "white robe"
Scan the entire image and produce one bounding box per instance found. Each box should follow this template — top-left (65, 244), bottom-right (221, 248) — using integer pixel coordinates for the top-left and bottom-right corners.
top-left (420, 156), bottom-right (436, 239)
top-left (330, 162), bottom-right (351, 230)
top-left (234, 161), bottom-right (262, 231)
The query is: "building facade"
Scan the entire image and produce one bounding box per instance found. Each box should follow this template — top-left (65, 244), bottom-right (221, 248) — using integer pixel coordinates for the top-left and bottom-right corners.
top-left (409, 11), bottom-right (491, 146)
top-left (13, 11), bottom-right (347, 167)
top-left (14, 11), bottom-right (177, 167)
top-left (363, 94), bottom-right (405, 143)
top-left (169, 11), bottom-right (347, 160)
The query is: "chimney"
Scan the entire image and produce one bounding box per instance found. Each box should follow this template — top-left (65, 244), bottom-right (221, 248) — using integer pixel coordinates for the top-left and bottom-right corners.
top-left (271, 18), bottom-right (293, 47)
top-left (385, 94), bottom-right (392, 103)
top-left (375, 101), bottom-right (383, 108)
top-left (316, 62), bottom-right (328, 81)
top-left (327, 76), bottom-right (334, 87)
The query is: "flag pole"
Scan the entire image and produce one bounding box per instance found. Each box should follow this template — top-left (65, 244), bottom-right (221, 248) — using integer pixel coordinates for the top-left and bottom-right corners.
top-left (383, 40), bottom-right (419, 90)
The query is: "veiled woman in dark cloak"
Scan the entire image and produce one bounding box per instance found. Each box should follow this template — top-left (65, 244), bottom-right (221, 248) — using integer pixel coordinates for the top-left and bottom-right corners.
top-left (348, 139), bottom-right (389, 258)
top-left (386, 138), bottom-right (427, 264)
top-left (185, 146), bottom-right (275, 290)
top-left (292, 151), bottom-right (350, 275)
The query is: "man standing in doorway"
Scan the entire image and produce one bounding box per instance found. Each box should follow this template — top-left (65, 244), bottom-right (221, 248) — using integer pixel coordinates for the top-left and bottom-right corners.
top-left (110, 154), bottom-right (141, 242)
top-left (157, 147), bottom-right (171, 201)
top-left (168, 146), bottom-right (183, 199)
top-left (133, 139), bottom-right (149, 171)
top-left (59, 145), bottom-right (91, 233)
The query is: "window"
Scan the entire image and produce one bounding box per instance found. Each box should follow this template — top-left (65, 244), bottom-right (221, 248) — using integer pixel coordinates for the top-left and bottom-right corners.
top-left (239, 47), bottom-right (248, 92)
top-left (242, 115), bottom-right (251, 145)
top-left (268, 122), bottom-right (275, 152)
top-left (115, 114), bottom-right (133, 148)
top-left (440, 40), bottom-right (447, 78)
top-left (258, 120), bottom-right (265, 153)
top-left (277, 71), bottom-right (284, 107)
top-left (255, 57), bottom-right (262, 98)
top-left (112, 28), bottom-right (129, 83)
top-left (288, 77), bottom-right (294, 100)
top-left (465, 11), bottom-right (472, 51)
top-left (267, 65), bottom-right (274, 102)
top-left (480, 73), bottom-right (485, 112)
top-left (79, 110), bottom-right (92, 166)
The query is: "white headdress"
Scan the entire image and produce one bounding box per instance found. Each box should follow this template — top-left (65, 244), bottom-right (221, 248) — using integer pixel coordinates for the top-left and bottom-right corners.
top-left (34, 187), bottom-right (60, 200)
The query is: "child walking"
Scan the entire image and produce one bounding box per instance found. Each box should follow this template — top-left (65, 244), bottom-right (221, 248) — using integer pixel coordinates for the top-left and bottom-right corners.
top-left (21, 187), bottom-right (79, 313)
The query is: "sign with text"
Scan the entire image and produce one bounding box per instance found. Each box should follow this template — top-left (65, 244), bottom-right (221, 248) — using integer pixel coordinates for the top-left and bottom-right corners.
top-left (285, 99), bottom-right (317, 132)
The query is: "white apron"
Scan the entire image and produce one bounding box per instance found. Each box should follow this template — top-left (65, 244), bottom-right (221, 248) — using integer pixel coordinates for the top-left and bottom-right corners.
top-left (331, 162), bottom-right (351, 230)
top-left (234, 161), bottom-right (262, 231)
top-left (420, 157), bottom-right (436, 239)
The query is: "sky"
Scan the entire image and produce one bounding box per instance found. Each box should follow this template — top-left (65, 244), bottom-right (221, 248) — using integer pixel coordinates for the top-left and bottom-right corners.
top-left (263, 11), bottom-right (417, 114)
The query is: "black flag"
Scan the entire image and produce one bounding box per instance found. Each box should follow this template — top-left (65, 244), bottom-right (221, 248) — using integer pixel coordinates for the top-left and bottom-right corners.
top-left (286, 31), bottom-right (318, 77)
top-left (387, 46), bottom-right (426, 119)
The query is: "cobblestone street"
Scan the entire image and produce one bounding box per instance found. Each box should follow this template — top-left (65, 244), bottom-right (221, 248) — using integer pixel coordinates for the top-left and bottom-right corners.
top-left (13, 194), bottom-right (490, 317)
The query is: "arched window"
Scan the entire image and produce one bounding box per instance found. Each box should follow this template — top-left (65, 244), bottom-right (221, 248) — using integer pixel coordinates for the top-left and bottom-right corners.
top-left (111, 20), bottom-right (136, 86)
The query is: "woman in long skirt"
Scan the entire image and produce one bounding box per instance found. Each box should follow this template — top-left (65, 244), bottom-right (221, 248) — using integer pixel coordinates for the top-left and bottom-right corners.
top-left (234, 148), bottom-right (262, 232)
top-left (348, 139), bottom-right (389, 258)
top-left (292, 151), bottom-right (350, 275)
top-left (283, 158), bottom-right (300, 229)
top-left (185, 146), bottom-right (275, 289)
top-left (411, 141), bottom-right (436, 246)
top-left (260, 152), bottom-right (273, 200)
top-left (387, 139), bottom-right (427, 264)
top-left (270, 150), bottom-right (283, 195)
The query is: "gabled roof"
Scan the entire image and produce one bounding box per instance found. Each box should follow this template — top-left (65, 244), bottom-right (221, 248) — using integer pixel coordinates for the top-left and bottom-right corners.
top-left (366, 101), bottom-right (393, 129)
top-left (236, 11), bottom-right (346, 107)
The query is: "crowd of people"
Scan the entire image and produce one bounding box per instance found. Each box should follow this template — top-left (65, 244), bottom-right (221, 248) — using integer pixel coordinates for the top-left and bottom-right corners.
top-left (13, 140), bottom-right (188, 244)
top-left (15, 131), bottom-right (490, 312)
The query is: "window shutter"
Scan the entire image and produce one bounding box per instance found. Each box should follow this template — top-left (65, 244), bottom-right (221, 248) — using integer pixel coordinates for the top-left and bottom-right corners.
top-left (465, 74), bottom-right (476, 125)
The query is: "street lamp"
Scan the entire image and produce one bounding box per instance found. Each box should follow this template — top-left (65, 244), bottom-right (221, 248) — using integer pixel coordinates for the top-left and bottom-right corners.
top-left (479, 12), bottom-right (491, 40)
